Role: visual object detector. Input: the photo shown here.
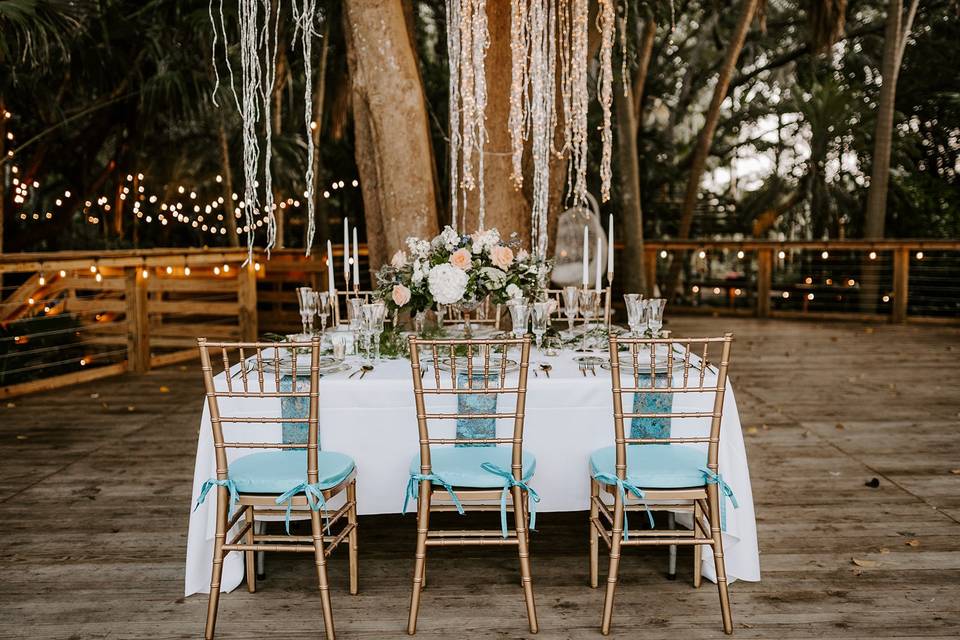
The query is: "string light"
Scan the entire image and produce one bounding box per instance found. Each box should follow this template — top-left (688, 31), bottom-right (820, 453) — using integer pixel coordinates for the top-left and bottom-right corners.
top-left (713, 287), bottom-right (721, 295)
top-left (821, 251), bottom-right (829, 259)
top-left (882, 295), bottom-right (890, 303)
top-left (807, 293), bottom-right (815, 300)
top-left (59, 270), bottom-right (66, 278)
top-left (222, 264), bottom-right (230, 273)
top-left (782, 291), bottom-right (790, 299)
top-left (166, 266), bottom-right (173, 275)
top-left (691, 285), bottom-right (700, 293)
top-left (141, 268), bottom-right (150, 279)
top-left (698, 250), bottom-right (707, 259)
top-left (184, 266), bottom-right (191, 276)
top-left (736, 250), bottom-right (745, 259)
top-left (915, 251), bottom-right (924, 260)
top-left (95, 272), bottom-right (103, 283)
top-left (660, 250), bottom-right (668, 259)
top-left (778, 250), bottom-right (786, 259)
top-left (213, 266), bottom-right (221, 275)
top-left (868, 251), bottom-right (877, 260)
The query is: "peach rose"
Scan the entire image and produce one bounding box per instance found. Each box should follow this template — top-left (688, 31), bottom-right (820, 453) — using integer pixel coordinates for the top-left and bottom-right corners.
top-left (449, 248), bottom-right (473, 270)
top-left (490, 245), bottom-right (514, 269)
top-left (390, 250), bottom-right (408, 268)
top-left (392, 283), bottom-right (411, 307)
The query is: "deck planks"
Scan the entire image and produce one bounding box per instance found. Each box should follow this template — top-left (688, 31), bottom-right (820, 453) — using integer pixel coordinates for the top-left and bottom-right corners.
top-left (1, 317), bottom-right (959, 639)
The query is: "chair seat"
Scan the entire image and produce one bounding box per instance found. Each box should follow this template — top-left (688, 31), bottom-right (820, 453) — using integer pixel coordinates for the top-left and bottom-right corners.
top-left (410, 447), bottom-right (536, 488)
top-left (230, 450), bottom-right (355, 494)
top-left (590, 444), bottom-right (707, 489)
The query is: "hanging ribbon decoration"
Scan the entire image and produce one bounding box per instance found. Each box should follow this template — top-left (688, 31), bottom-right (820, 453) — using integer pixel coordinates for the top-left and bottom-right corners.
top-left (294, 0), bottom-right (319, 255)
top-left (597, 0), bottom-right (616, 203)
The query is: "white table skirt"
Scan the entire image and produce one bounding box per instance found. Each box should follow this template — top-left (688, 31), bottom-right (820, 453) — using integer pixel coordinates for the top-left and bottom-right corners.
top-left (185, 350), bottom-right (761, 596)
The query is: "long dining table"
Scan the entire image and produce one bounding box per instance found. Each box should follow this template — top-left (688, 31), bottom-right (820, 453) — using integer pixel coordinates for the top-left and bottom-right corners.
top-left (184, 341), bottom-right (761, 597)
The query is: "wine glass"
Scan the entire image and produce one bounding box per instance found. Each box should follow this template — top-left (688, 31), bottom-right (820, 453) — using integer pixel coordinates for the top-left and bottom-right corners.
top-left (296, 287), bottom-right (317, 336)
top-left (314, 292), bottom-right (331, 340)
top-left (561, 286), bottom-right (580, 333)
top-left (361, 302), bottom-right (387, 362)
top-left (531, 301), bottom-right (551, 351)
top-left (577, 289), bottom-right (600, 350)
top-left (647, 298), bottom-right (667, 337)
top-left (506, 299), bottom-right (530, 339)
top-left (624, 293), bottom-right (644, 337)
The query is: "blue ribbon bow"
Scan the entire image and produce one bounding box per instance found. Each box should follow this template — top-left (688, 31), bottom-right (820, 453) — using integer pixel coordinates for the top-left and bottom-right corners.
top-left (700, 468), bottom-right (739, 531)
top-left (479, 462), bottom-right (541, 538)
top-left (194, 478), bottom-right (239, 515)
top-left (403, 473), bottom-right (465, 516)
top-left (275, 482), bottom-right (329, 534)
top-left (593, 472), bottom-right (655, 540)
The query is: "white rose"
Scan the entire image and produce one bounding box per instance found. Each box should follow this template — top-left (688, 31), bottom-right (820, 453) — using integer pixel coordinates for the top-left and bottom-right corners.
top-left (428, 263), bottom-right (469, 305)
top-left (390, 250), bottom-right (408, 268)
top-left (480, 267), bottom-right (507, 289)
top-left (505, 284), bottom-right (522, 299)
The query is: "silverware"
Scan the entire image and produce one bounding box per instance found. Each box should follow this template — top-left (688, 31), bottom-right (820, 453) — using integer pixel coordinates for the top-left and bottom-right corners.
top-left (358, 364), bottom-right (374, 379)
top-left (348, 368), bottom-right (361, 379)
top-left (590, 365), bottom-right (597, 376)
top-left (539, 363), bottom-right (552, 378)
top-left (420, 365), bottom-right (428, 379)
top-left (580, 364), bottom-right (587, 377)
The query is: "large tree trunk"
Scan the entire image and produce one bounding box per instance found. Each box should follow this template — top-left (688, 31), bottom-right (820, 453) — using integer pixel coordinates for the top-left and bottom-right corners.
top-left (617, 15), bottom-right (656, 297)
top-left (860, 0), bottom-right (918, 312)
top-left (459, 1), bottom-right (530, 243)
top-left (667, 0), bottom-right (759, 296)
top-left (344, 0), bottom-right (439, 270)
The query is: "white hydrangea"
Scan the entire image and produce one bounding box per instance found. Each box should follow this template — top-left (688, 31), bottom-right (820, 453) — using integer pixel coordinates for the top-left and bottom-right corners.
top-left (505, 283), bottom-right (523, 299)
top-left (436, 225), bottom-right (460, 251)
top-left (411, 260), bottom-right (425, 284)
top-left (471, 228), bottom-right (501, 254)
top-left (480, 267), bottom-right (507, 289)
top-left (406, 237), bottom-right (430, 259)
top-left (427, 263), bottom-right (468, 305)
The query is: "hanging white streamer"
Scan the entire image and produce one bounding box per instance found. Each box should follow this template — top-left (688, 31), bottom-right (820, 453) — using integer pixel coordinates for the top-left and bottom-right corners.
top-left (507, 0), bottom-right (528, 189)
top-left (261, 0), bottom-right (281, 254)
top-left (528, 0), bottom-right (555, 259)
top-left (445, 0), bottom-right (462, 233)
top-left (237, 0), bottom-right (263, 264)
top-left (293, 0), bottom-right (319, 255)
top-left (567, 0), bottom-right (589, 208)
top-left (597, 0), bottom-right (616, 202)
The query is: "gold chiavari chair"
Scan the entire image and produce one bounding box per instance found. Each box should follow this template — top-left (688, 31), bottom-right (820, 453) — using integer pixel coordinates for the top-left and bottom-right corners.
top-left (405, 336), bottom-right (539, 634)
top-left (195, 337), bottom-right (358, 640)
top-left (544, 287), bottom-right (612, 327)
top-left (589, 333), bottom-right (736, 635)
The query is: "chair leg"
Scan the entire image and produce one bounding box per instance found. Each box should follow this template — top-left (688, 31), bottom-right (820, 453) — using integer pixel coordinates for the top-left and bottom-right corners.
top-left (667, 511), bottom-right (677, 581)
top-left (310, 508), bottom-right (336, 640)
top-left (600, 491), bottom-right (624, 636)
top-left (513, 485), bottom-right (539, 634)
top-left (346, 479), bottom-right (359, 595)
top-left (407, 482), bottom-right (431, 635)
top-left (255, 521), bottom-right (266, 579)
top-left (244, 507), bottom-right (256, 593)
top-left (707, 485), bottom-right (733, 634)
top-left (693, 501), bottom-right (703, 589)
top-left (204, 487), bottom-right (229, 640)
top-left (589, 478), bottom-right (600, 588)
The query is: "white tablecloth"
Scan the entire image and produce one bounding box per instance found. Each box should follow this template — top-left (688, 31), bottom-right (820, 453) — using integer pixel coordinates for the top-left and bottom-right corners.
top-left (185, 349), bottom-right (761, 596)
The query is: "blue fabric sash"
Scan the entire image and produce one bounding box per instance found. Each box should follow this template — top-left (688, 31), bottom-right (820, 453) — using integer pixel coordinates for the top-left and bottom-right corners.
top-left (479, 462), bottom-right (541, 538)
top-left (275, 482), bottom-right (329, 534)
top-left (700, 468), bottom-right (739, 531)
top-left (194, 478), bottom-right (240, 515)
top-left (593, 472), bottom-right (655, 540)
top-left (402, 473), bottom-right (465, 515)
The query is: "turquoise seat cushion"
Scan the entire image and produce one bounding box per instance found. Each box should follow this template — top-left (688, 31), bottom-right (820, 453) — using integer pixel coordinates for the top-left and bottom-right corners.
top-left (590, 444), bottom-right (707, 489)
top-left (410, 446), bottom-right (536, 488)
top-left (229, 450), bottom-right (355, 494)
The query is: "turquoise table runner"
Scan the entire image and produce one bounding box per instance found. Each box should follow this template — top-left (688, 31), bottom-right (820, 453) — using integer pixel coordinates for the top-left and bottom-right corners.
top-left (456, 371), bottom-right (499, 447)
top-left (630, 373), bottom-right (672, 440)
top-left (280, 374), bottom-right (311, 447)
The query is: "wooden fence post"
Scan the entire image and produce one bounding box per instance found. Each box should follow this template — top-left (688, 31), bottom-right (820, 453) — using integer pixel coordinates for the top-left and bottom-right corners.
top-left (756, 248), bottom-right (773, 318)
top-left (644, 248), bottom-right (657, 297)
top-left (124, 268), bottom-right (150, 373)
top-left (238, 261), bottom-right (258, 341)
top-left (892, 247), bottom-right (909, 324)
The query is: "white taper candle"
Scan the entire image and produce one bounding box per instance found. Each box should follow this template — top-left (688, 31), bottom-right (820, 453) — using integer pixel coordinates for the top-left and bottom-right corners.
top-left (582, 225), bottom-right (589, 287)
top-left (595, 234), bottom-right (602, 292)
top-left (342, 218), bottom-right (349, 278)
top-left (352, 227), bottom-right (360, 284)
top-left (326, 240), bottom-right (335, 295)
top-left (607, 214), bottom-right (614, 278)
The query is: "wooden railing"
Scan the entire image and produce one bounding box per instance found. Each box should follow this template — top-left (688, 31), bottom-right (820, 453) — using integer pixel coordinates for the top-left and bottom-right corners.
top-left (0, 240), bottom-right (956, 398)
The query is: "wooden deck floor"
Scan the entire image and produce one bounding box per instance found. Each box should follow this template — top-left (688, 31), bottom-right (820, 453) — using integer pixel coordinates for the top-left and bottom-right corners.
top-left (1, 317), bottom-right (959, 639)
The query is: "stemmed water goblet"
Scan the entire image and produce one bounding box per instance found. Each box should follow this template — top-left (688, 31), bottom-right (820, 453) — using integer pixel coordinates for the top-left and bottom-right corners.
top-left (647, 298), bottom-right (667, 337)
top-left (624, 293), bottom-right (644, 337)
top-left (561, 286), bottom-right (580, 333)
top-left (296, 287), bottom-right (317, 337)
top-left (361, 302), bottom-right (386, 363)
top-left (314, 292), bottom-right (331, 341)
top-left (531, 301), bottom-right (551, 352)
top-left (577, 289), bottom-right (600, 350)
top-left (507, 299), bottom-right (530, 339)
top-left (347, 297), bottom-right (363, 354)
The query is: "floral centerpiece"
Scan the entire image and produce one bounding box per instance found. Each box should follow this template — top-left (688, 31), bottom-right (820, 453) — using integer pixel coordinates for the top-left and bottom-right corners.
top-left (374, 226), bottom-right (547, 315)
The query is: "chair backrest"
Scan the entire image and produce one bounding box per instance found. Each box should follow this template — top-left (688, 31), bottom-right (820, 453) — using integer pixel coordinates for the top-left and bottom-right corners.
top-left (607, 333), bottom-right (733, 478)
top-left (408, 336), bottom-right (531, 482)
top-left (197, 337), bottom-right (321, 484)
top-left (544, 287), bottom-right (611, 326)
